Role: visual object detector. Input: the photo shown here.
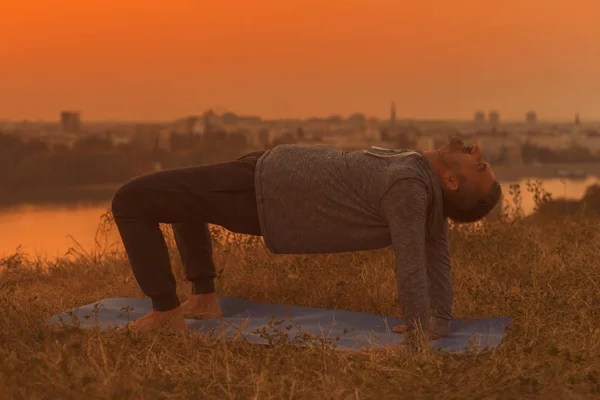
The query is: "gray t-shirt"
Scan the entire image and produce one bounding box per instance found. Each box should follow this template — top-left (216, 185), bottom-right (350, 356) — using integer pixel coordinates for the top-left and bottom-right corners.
top-left (254, 144), bottom-right (452, 335)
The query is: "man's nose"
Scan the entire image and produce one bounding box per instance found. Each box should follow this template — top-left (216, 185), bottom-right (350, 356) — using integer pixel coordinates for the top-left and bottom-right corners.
top-left (471, 144), bottom-right (483, 159)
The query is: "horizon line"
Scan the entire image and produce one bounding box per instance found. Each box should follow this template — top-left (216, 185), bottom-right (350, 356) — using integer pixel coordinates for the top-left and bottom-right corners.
top-left (1, 116), bottom-right (597, 125)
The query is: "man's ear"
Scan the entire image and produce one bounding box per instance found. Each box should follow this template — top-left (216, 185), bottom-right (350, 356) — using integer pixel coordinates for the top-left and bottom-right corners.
top-left (443, 171), bottom-right (460, 191)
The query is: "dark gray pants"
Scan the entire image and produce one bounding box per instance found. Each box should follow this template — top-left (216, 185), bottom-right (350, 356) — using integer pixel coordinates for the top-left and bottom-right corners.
top-left (111, 151), bottom-right (265, 311)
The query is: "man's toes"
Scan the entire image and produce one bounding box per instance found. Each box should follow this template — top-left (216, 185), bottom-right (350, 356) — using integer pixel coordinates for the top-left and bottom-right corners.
top-left (392, 325), bottom-right (407, 334)
top-left (182, 310), bottom-right (222, 319)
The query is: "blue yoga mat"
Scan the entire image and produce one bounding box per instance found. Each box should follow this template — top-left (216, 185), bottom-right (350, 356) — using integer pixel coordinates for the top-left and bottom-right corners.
top-left (50, 297), bottom-right (511, 354)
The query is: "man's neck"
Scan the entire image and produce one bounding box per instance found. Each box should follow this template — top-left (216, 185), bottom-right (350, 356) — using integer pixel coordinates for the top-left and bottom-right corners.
top-left (423, 150), bottom-right (445, 179)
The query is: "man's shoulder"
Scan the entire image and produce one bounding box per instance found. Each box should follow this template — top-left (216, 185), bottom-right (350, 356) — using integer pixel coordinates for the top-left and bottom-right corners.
top-left (379, 177), bottom-right (430, 215)
top-left (373, 149), bottom-right (431, 181)
top-left (384, 164), bottom-right (434, 198)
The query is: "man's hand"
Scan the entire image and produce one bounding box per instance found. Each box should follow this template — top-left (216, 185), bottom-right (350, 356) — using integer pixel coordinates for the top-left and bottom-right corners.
top-left (392, 325), bottom-right (442, 341)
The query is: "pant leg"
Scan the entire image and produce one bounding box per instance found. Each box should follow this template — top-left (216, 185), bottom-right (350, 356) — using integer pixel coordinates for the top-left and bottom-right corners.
top-left (171, 222), bottom-right (216, 294)
top-left (111, 155), bottom-right (263, 311)
top-left (170, 151), bottom-right (265, 295)
top-left (112, 212), bottom-right (178, 311)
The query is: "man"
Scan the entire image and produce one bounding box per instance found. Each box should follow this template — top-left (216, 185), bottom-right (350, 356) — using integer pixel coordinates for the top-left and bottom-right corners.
top-left (111, 137), bottom-right (501, 340)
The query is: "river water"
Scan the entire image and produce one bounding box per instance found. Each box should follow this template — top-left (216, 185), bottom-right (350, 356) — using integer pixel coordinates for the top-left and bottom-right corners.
top-left (1, 177), bottom-right (599, 258)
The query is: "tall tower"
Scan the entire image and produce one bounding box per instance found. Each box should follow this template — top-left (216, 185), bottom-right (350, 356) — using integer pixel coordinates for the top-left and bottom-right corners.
top-left (60, 111), bottom-right (81, 134)
top-left (390, 101), bottom-right (397, 127)
top-left (474, 111), bottom-right (485, 124)
top-left (488, 110), bottom-right (500, 126)
top-left (526, 111), bottom-right (537, 125)
top-left (575, 113), bottom-right (581, 126)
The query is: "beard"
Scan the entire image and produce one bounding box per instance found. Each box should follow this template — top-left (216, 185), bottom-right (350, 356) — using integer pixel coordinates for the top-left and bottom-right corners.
top-left (447, 137), bottom-right (473, 154)
top-left (439, 137), bottom-right (474, 169)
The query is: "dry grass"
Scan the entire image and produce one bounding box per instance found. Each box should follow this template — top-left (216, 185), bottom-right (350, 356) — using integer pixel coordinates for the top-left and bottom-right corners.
top-left (1, 187), bottom-right (600, 399)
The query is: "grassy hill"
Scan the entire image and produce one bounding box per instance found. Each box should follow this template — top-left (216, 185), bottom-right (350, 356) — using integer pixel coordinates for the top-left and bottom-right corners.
top-left (1, 194), bottom-right (599, 399)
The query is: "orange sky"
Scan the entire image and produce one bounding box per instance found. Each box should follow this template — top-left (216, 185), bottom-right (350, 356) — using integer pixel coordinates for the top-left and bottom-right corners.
top-left (1, 0), bottom-right (599, 122)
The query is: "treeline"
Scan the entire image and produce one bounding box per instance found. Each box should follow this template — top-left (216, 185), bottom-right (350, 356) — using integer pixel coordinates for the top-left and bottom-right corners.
top-left (521, 142), bottom-right (600, 164)
top-left (3, 129), bottom-right (598, 189)
top-left (0, 131), bottom-right (256, 188)
top-left (0, 135), bottom-right (134, 187)
top-left (532, 184), bottom-right (600, 220)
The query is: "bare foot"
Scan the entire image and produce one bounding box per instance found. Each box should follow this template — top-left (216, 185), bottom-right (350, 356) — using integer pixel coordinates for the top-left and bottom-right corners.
top-left (119, 307), bottom-right (188, 335)
top-left (392, 325), bottom-right (442, 340)
top-left (180, 293), bottom-right (223, 319)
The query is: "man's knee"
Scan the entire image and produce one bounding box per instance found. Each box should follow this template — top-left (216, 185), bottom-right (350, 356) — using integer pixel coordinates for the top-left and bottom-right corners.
top-left (111, 178), bottom-right (144, 217)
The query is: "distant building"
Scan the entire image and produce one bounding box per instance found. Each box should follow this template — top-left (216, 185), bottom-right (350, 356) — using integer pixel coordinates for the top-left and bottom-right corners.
top-left (253, 129), bottom-right (271, 149)
top-left (488, 110), bottom-right (500, 126)
top-left (390, 101), bottom-right (397, 127)
top-left (203, 109), bottom-right (221, 134)
top-left (575, 113), bottom-right (581, 126)
top-left (526, 111), bottom-right (537, 125)
top-left (474, 111), bottom-right (485, 123)
top-left (365, 118), bottom-right (380, 141)
top-left (185, 115), bottom-right (202, 135)
top-left (60, 111), bottom-right (81, 133)
top-left (476, 136), bottom-right (522, 164)
top-left (527, 135), bottom-right (572, 151)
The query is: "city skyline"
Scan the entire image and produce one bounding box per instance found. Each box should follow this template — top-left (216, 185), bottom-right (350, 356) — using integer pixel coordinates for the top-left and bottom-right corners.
top-left (2, 107), bottom-right (597, 125)
top-left (1, 0), bottom-right (599, 121)
top-left (0, 108), bottom-right (600, 125)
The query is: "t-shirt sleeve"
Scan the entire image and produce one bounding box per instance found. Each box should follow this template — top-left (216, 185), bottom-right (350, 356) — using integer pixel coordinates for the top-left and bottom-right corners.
top-left (379, 178), bottom-right (430, 334)
top-left (425, 219), bottom-right (453, 336)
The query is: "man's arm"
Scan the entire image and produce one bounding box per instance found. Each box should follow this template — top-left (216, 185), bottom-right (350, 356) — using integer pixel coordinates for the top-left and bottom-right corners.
top-left (426, 219), bottom-right (453, 336)
top-left (379, 178), bottom-right (430, 335)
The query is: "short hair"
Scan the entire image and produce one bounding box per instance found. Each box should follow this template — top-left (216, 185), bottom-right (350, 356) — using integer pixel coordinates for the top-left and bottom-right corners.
top-left (443, 180), bottom-right (503, 223)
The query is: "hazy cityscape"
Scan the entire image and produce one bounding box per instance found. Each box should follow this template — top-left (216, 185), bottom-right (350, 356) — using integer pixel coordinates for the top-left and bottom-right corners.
top-left (2, 104), bottom-right (600, 193)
